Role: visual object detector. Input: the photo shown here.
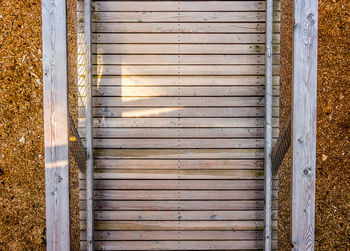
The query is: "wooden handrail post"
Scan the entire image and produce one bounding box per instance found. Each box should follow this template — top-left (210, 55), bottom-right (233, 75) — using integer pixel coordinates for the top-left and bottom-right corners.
top-left (291, 0), bottom-right (318, 249)
top-left (84, 0), bottom-right (94, 250)
top-left (264, 0), bottom-right (273, 250)
top-left (42, 0), bottom-right (70, 249)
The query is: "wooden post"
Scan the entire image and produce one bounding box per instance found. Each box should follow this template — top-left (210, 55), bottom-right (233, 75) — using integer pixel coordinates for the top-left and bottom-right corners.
top-left (84, 0), bottom-right (94, 250)
top-left (42, 0), bottom-right (70, 250)
top-left (264, 0), bottom-right (273, 250)
top-left (292, 0), bottom-right (318, 249)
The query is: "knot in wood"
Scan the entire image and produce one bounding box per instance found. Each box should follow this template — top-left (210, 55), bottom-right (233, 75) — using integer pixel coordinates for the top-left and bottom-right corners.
top-left (303, 12), bottom-right (316, 56)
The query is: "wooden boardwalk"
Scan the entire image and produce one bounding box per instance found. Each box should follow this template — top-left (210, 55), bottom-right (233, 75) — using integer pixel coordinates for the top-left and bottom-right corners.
top-left (79, 0), bottom-right (280, 249)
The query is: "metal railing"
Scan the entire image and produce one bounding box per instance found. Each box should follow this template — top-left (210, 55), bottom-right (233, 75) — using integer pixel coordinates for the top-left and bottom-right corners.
top-left (271, 116), bottom-right (291, 173)
top-left (69, 113), bottom-right (86, 170)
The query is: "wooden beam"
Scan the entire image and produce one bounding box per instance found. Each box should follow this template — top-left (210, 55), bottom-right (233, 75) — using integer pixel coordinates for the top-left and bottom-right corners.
top-left (292, 0), bottom-right (318, 249)
top-left (42, 0), bottom-right (70, 250)
top-left (84, 0), bottom-right (94, 250)
top-left (264, 0), bottom-right (273, 250)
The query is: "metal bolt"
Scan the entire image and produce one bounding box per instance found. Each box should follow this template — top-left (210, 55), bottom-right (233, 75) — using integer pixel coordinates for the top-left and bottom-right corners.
top-left (297, 137), bottom-right (304, 143)
top-left (303, 169), bottom-right (309, 175)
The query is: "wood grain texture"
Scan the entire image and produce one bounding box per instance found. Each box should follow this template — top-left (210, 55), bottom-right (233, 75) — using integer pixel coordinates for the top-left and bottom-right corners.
top-left (291, 0), bottom-right (318, 249)
top-left (83, 0), bottom-right (95, 250)
top-left (80, 230), bottom-right (265, 240)
top-left (80, 240), bottom-right (267, 250)
top-left (80, 179), bottom-right (265, 190)
top-left (92, 44), bottom-right (280, 55)
top-left (90, 33), bottom-right (280, 44)
top-left (94, 148), bottom-right (264, 159)
top-left (265, 0), bottom-right (274, 249)
top-left (89, 76), bottom-right (280, 86)
top-left (92, 11), bottom-right (280, 23)
top-left (42, 0), bottom-right (70, 250)
top-left (93, 1), bottom-right (267, 12)
top-left (79, 107), bottom-right (280, 118)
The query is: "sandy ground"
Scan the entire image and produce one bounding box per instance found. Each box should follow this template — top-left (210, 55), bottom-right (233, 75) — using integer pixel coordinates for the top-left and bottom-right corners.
top-left (0, 0), bottom-right (348, 250)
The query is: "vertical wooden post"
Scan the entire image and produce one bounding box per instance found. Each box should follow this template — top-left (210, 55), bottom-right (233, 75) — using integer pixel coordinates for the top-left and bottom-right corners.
top-left (42, 0), bottom-right (70, 250)
top-left (84, 0), bottom-right (94, 250)
top-left (264, 0), bottom-right (273, 250)
top-left (292, 0), bottom-right (318, 250)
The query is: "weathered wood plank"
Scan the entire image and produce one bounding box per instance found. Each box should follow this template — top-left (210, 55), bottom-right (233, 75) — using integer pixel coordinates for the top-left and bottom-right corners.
top-left (79, 128), bottom-right (279, 139)
top-left (92, 138), bottom-right (264, 149)
top-left (79, 107), bottom-right (280, 118)
top-left (94, 148), bottom-right (264, 159)
top-left (84, 220), bottom-right (265, 231)
top-left (80, 210), bottom-right (271, 221)
top-left (91, 86), bottom-right (279, 97)
top-left (89, 76), bottom-right (280, 86)
top-left (80, 200), bottom-right (278, 211)
top-left (42, 0), bottom-right (70, 249)
top-left (87, 97), bottom-right (274, 107)
top-left (95, 159), bottom-right (264, 170)
top-left (81, 240), bottom-right (266, 250)
top-left (92, 54), bottom-right (280, 66)
top-left (94, 1), bottom-right (267, 12)
top-left (83, 169), bottom-right (264, 180)
top-left (264, 0), bottom-right (274, 249)
top-left (93, 11), bottom-right (280, 23)
top-left (291, 0), bottom-right (318, 249)
top-left (79, 117), bottom-right (279, 128)
top-left (92, 65), bottom-right (280, 76)
top-left (80, 179), bottom-right (265, 190)
top-left (80, 230), bottom-right (264, 241)
top-left (85, 190), bottom-right (267, 201)
top-left (90, 33), bottom-right (280, 44)
top-left (83, 0), bottom-right (94, 249)
top-left (92, 44), bottom-right (280, 55)
top-left (92, 23), bottom-right (268, 33)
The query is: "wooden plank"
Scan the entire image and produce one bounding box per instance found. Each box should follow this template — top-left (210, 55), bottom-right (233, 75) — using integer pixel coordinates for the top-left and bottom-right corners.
top-left (94, 148), bottom-right (264, 159)
top-left (92, 23), bottom-right (271, 33)
top-left (90, 76), bottom-right (280, 86)
top-left (93, 138), bottom-right (264, 149)
top-left (88, 96), bottom-right (270, 107)
top-left (95, 159), bottom-right (263, 170)
top-left (42, 0), bottom-right (70, 249)
top-left (94, 159), bottom-right (264, 170)
top-left (92, 44), bottom-right (280, 55)
top-left (93, 11), bottom-right (280, 23)
top-left (93, 1), bottom-right (266, 12)
top-left (90, 33), bottom-right (280, 44)
top-left (82, 190), bottom-right (265, 200)
top-left (85, 169), bottom-right (264, 180)
top-left (80, 200), bottom-right (278, 211)
top-left (92, 54), bottom-right (273, 65)
top-left (81, 210), bottom-right (265, 221)
top-left (91, 86), bottom-right (279, 97)
top-left (79, 179), bottom-right (279, 189)
top-left (80, 128), bottom-right (276, 139)
top-left (79, 107), bottom-right (280, 118)
top-left (291, 0), bottom-right (318, 249)
top-left (83, 0), bottom-right (94, 249)
top-left (81, 240), bottom-right (265, 250)
top-left (81, 230), bottom-right (264, 241)
top-left (81, 179), bottom-right (265, 190)
top-left (85, 221), bottom-right (264, 231)
top-left (264, 0), bottom-right (274, 249)
top-left (82, 210), bottom-right (278, 221)
top-left (80, 230), bottom-right (280, 241)
top-left (79, 117), bottom-right (279, 128)
top-left (92, 65), bottom-right (280, 76)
